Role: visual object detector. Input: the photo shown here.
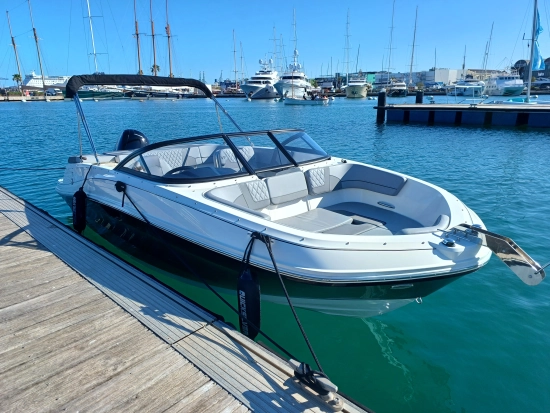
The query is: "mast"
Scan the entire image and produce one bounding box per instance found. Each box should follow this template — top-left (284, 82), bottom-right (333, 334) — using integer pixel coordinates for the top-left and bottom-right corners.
top-left (291, 10), bottom-right (297, 97)
top-left (6, 11), bottom-right (23, 93)
top-left (134, 0), bottom-right (142, 74)
top-left (355, 45), bottom-right (360, 73)
top-left (408, 6), bottom-right (418, 86)
top-left (271, 26), bottom-right (277, 71)
top-left (27, 0), bottom-right (46, 93)
top-left (232, 30), bottom-right (237, 90)
top-left (240, 41), bottom-right (244, 85)
top-left (345, 9), bottom-right (350, 85)
top-left (526, 0), bottom-right (538, 102)
top-left (482, 22), bottom-right (494, 79)
top-left (150, 0), bottom-right (157, 76)
top-left (85, 0), bottom-right (99, 73)
top-left (462, 46), bottom-right (466, 79)
top-left (165, 0), bottom-right (173, 77)
top-left (387, 0), bottom-right (396, 85)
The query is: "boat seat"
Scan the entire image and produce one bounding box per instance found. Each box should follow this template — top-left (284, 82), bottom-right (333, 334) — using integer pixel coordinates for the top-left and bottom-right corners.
top-left (264, 171), bottom-right (309, 205)
top-left (205, 180), bottom-right (271, 220)
top-left (214, 146), bottom-right (255, 171)
top-left (274, 208), bottom-right (352, 233)
top-left (141, 154), bottom-right (173, 176)
top-left (305, 163), bottom-right (407, 196)
top-left (396, 214), bottom-right (450, 235)
top-left (321, 214), bottom-right (392, 236)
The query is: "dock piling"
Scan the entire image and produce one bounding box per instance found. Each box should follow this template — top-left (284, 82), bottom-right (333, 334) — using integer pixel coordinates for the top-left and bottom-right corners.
top-left (415, 90), bottom-right (424, 104)
top-left (376, 90), bottom-right (387, 123)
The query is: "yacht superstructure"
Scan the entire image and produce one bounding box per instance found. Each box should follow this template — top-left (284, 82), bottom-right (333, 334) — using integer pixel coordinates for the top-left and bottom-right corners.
top-left (484, 73), bottom-right (524, 96)
top-left (241, 59), bottom-right (279, 99)
top-left (274, 49), bottom-right (311, 98)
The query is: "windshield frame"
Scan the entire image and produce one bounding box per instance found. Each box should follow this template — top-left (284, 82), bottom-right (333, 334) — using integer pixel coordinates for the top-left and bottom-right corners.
top-left (115, 128), bottom-right (330, 183)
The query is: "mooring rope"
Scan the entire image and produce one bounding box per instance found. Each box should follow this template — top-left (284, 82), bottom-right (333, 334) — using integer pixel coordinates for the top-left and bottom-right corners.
top-left (113, 181), bottom-right (301, 362)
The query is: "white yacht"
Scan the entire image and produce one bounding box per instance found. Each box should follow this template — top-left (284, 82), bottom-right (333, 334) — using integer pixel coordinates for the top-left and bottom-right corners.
top-left (56, 74), bottom-right (545, 319)
top-left (387, 79), bottom-right (408, 97)
top-left (345, 73), bottom-right (369, 98)
top-left (274, 49), bottom-right (311, 99)
top-left (22, 70), bottom-right (71, 91)
top-left (484, 73), bottom-right (524, 96)
top-left (445, 77), bottom-right (485, 97)
top-left (241, 59), bottom-right (279, 99)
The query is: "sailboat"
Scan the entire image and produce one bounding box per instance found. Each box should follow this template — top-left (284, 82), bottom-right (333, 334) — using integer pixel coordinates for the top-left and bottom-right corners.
top-left (484, 0), bottom-right (548, 105)
top-left (385, 0), bottom-right (407, 97)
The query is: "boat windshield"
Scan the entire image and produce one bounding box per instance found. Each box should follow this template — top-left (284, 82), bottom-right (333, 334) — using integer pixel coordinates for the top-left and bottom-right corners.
top-left (116, 130), bottom-right (328, 183)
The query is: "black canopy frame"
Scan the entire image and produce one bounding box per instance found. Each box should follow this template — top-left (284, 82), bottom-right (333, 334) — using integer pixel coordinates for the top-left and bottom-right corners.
top-left (67, 74), bottom-right (242, 163)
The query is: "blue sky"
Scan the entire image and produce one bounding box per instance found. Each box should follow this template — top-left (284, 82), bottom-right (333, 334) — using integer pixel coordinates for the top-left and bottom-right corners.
top-left (0, 0), bottom-right (546, 85)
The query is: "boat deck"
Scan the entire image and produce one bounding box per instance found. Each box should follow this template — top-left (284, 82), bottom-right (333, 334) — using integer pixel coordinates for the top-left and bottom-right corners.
top-left (0, 186), bottom-right (367, 412)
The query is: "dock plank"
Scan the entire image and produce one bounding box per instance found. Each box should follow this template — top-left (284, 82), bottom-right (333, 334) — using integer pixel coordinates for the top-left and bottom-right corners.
top-left (0, 186), bottom-right (364, 413)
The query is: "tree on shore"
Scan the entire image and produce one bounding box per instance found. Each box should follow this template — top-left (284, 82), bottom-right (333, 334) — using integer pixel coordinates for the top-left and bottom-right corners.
top-left (151, 65), bottom-right (160, 75)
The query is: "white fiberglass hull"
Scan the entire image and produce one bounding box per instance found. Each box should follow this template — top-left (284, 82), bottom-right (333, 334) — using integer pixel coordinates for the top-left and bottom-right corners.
top-left (346, 85), bottom-right (368, 98)
top-left (275, 81), bottom-right (311, 99)
top-left (241, 84), bottom-right (279, 99)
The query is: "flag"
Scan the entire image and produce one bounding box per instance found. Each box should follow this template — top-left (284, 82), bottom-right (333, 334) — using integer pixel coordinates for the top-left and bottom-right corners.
top-left (532, 9), bottom-right (545, 70)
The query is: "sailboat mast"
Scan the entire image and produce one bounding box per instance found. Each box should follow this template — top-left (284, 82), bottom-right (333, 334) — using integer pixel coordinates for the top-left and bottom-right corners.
top-left (232, 30), bottom-right (237, 90)
top-left (462, 46), bottom-right (466, 78)
top-left (345, 9), bottom-right (350, 85)
top-left (166, 0), bottom-right (173, 77)
top-left (240, 42), bottom-right (244, 85)
top-left (527, 0), bottom-right (538, 102)
top-left (6, 11), bottom-right (23, 92)
top-left (27, 0), bottom-right (46, 93)
top-left (355, 45), bottom-right (360, 73)
top-left (133, 0), bottom-right (142, 74)
top-left (483, 22), bottom-right (494, 79)
top-left (150, 0), bottom-right (157, 76)
top-left (85, 0), bottom-right (99, 73)
top-left (387, 0), bottom-right (396, 85)
top-left (409, 6), bottom-right (418, 86)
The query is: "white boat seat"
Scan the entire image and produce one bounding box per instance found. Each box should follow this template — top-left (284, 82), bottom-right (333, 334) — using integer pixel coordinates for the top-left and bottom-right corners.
top-left (305, 164), bottom-right (407, 196)
top-left (214, 146), bottom-right (255, 171)
top-left (141, 154), bottom-right (173, 176)
top-left (321, 214), bottom-right (392, 236)
top-left (265, 171), bottom-right (309, 204)
top-left (274, 208), bottom-right (352, 233)
top-left (205, 180), bottom-right (271, 220)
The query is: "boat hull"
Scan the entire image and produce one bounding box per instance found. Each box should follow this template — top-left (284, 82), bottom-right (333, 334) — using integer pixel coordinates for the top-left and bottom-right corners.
top-left (284, 97), bottom-right (329, 105)
top-left (241, 84), bottom-right (279, 99)
top-left (345, 85), bottom-right (368, 98)
top-left (66, 198), bottom-right (475, 318)
top-left (388, 89), bottom-right (408, 97)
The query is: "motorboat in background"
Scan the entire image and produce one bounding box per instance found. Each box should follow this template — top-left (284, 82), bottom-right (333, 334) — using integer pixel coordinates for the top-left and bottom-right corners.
top-left (445, 76), bottom-right (485, 97)
top-left (56, 74), bottom-right (545, 319)
top-left (484, 72), bottom-right (524, 96)
top-left (274, 49), bottom-right (311, 99)
top-left (387, 79), bottom-right (408, 97)
top-left (241, 59), bottom-right (279, 99)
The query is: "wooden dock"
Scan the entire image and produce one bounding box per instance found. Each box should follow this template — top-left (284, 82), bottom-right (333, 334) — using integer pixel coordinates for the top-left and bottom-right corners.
top-left (0, 186), bottom-right (367, 412)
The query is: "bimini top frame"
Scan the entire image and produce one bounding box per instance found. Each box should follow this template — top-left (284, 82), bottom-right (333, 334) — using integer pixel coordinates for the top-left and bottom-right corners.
top-left (65, 74), bottom-right (243, 163)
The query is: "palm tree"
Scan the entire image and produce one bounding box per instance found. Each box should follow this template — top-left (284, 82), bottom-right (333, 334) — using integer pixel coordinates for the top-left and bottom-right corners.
top-left (12, 74), bottom-right (22, 94)
top-left (151, 65), bottom-right (160, 75)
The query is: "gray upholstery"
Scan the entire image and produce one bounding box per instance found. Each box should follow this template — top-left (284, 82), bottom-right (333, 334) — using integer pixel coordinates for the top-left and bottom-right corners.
top-left (305, 164), bottom-right (407, 196)
top-left (325, 202), bottom-right (421, 234)
top-left (216, 148), bottom-right (241, 170)
top-left (397, 214), bottom-right (450, 235)
top-left (274, 208), bottom-right (352, 232)
top-left (239, 180), bottom-right (270, 210)
top-left (266, 171), bottom-right (309, 205)
top-left (142, 155), bottom-right (172, 176)
top-left (205, 183), bottom-right (271, 220)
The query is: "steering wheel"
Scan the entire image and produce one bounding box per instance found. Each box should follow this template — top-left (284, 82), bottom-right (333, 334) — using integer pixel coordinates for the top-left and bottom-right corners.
top-left (164, 165), bottom-right (196, 176)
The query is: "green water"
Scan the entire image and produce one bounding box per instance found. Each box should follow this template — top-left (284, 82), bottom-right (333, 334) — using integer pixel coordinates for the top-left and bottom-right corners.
top-left (0, 96), bottom-right (549, 412)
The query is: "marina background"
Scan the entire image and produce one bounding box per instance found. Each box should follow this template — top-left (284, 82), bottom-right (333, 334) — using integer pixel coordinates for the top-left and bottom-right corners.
top-left (0, 0), bottom-right (548, 85)
top-left (0, 96), bottom-right (548, 412)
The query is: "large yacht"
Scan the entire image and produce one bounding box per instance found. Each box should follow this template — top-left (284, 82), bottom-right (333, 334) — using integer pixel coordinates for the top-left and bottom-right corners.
top-left (274, 49), bottom-right (311, 99)
top-left (484, 72), bottom-right (524, 96)
top-left (22, 70), bottom-right (71, 91)
top-left (345, 72), bottom-right (370, 98)
top-left (387, 79), bottom-right (408, 97)
top-left (241, 59), bottom-right (279, 99)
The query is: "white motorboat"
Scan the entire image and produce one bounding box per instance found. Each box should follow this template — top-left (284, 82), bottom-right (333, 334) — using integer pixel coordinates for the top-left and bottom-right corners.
top-left (284, 95), bottom-right (329, 105)
top-left (387, 80), bottom-right (408, 97)
top-left (240, 59), bottom-right (279, 99)
top-left (484, 72), bottom-right (524, 96)
top-left (445, 77), bottom-right (485, 97)
top-left (56, 75), bottom-right (545, 319)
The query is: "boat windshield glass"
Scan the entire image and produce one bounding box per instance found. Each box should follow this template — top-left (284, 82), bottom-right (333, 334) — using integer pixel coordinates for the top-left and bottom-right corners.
top-left (119, 137), bottom-right (248, 181)
top-left (271, 131), bottom-right (328, 164)
top-left (228, 134), bottom-right (293, 171)
top-left (117, 130), bottom-right (329, 182)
